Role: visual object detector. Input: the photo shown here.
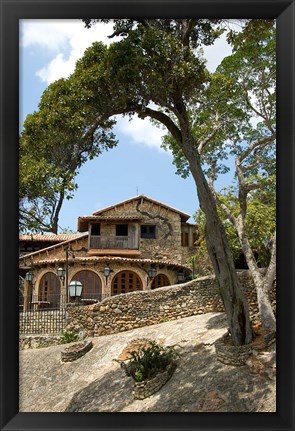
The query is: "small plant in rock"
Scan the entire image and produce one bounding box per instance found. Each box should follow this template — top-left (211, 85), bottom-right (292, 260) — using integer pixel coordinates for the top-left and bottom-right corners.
top-left (60, 329), bottom-right (78, 344)
top-left (115, 340), bottom-right (180, 382)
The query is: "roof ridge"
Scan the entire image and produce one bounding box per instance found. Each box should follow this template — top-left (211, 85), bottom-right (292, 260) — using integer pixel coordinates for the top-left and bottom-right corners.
top-left (92, 195), bottom-right (191, 219)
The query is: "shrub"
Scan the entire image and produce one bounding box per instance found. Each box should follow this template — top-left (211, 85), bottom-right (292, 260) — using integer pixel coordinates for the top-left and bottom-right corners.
top-left (60, 329), bottom-right (78, 344)
top-left (115, 340), bottom-right (180, 382)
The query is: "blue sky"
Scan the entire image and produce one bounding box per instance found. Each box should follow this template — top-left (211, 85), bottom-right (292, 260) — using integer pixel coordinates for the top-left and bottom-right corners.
top-left (19, 20), bottom-right (234, 233)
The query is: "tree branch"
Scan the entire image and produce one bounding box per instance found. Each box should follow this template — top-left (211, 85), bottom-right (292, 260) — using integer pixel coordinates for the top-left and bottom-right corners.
top-left (137, 106), bottom-right (183, 145)
top-left (264, 231), bottom-right (276, 291)
top-left (182, 19), bottom-right (197, 46)
top-left (237, 134), bottom-right (276, 166)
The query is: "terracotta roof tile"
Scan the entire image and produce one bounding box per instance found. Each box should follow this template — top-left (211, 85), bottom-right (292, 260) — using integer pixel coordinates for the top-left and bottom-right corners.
top-left (20, 255), bottom-right (190, 270)
top-left (19, 233), bottom-right (88, 260)
top-left (19, 233), bottom-right (84, 242)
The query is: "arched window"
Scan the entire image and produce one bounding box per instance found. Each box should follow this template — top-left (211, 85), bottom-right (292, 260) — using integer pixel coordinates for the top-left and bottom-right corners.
top-left (71, 270), bottom-right (101, 301)
top-left (39, 272), bottom-right (61, 308)
top-left (151, 274), bottom-right (170, 290)
top-left (112, 270), bottom-right (143, 296)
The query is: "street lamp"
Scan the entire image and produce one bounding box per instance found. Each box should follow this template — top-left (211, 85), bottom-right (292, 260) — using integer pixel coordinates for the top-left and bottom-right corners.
top-left (57, 266), bottom-right (66, 304)
top-left (69, 280), bottom-right (83, 302)
top-left (57, 267), bottom-right (65, 281)
top-left (25, 271), bottom-right (33, 310)
top-left (25, 271), bottom-right (32, 282)
top-left (148, 266), bottom-right (157, 279)
top-left (146, 266), bottom-right (157, 288)
top-left (102, 266), bottom-right (112, 284)
top-left (177, 270), bottom-right (185, 282)
top-left (57, 246), bottom-right (75, 303)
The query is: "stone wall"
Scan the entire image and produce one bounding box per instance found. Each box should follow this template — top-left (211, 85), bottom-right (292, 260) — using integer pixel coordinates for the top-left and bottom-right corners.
top-left (66, 270), bottom-right (276, 337)
top-left (19, 334), bottom-right (63, 350)
top-left (100, 198), bottom-right (185, 263)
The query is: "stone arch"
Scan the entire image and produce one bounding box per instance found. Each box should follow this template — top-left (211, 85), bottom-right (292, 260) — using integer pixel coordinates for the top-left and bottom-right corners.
top-left (38, 271), bottom-right (61, 308)
top-left (71, 270), bottom-right (102, 301)
top-left (111, 270), bottom-right (143, 296)
top-left (151, 274), bottom-right (171, 290)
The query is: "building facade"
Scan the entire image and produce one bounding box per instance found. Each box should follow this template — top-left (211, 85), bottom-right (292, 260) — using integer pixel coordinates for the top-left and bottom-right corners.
top-left (19, 195), bottom-right (197, 311)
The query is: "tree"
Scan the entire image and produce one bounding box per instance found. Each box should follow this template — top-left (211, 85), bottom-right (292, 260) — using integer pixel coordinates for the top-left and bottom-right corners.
top-left (192, 185), bottom-right (275, 275)
top-left (81, 19), bottom-right (257, 344)
top-left (165, 21), bottom-right (276, 330)
top-left (208, 23), bottom-right (276, 331)
top-left (22, 19), bottom-right (255, 345)
top-left (19, 152), bottom-right (76, 233)
top-left (194, 186), bottom-right (276, 269)
top-left (20, 75), bottom-right (117, 233)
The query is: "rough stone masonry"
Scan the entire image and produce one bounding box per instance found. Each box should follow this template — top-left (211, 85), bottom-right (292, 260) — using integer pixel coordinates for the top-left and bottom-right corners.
top-left (66, 270), bottom-right (276, 338)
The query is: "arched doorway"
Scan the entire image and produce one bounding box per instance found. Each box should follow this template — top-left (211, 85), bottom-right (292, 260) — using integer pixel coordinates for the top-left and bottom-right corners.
top-left (112, 270), bottom-right (143, 296)
top-left (71, 270), bottom-right (102, 301)
top-left (151, 274), bottom-right (170, 290)
top-left (39, 272), bottom-right (61, 308)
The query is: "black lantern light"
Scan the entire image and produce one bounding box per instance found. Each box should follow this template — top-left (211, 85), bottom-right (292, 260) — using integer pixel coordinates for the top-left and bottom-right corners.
top-left (69, 280), bottom-right (83, 300)
top-left (148, 266), bottom-right (157, 279)
top-left (102, 266), bottom-right (113, 284)
top-left (177, 271), bottom-right (185, 282)
top-left (103, 267), bottom-right (112, 278)
top-left (25, 271), bottom-right (32, 282)
top-left (57, 267), bottom-right (65, 281)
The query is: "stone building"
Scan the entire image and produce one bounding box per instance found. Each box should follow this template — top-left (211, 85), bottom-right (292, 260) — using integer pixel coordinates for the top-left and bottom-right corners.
top-left (19, 233), bottom-right (84, 256)
top-left (19, 195), bottom-right (198, 311)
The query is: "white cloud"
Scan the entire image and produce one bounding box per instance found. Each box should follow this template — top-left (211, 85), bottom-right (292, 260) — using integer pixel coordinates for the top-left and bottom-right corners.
top-left (202, 32), bottom-right (232, 72)
top-left (20, 19), bottom-right (114, 84)
top-left (20, 20), bottom-right (235, 151)
top-left (115, 115), bottom-right (168, 153)
top-left (36, 53), bottom-right (71, 83)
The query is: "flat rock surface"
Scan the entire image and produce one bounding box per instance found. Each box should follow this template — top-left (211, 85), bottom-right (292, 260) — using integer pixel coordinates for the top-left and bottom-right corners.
top-left (19, 312), bottom-right (276, 412)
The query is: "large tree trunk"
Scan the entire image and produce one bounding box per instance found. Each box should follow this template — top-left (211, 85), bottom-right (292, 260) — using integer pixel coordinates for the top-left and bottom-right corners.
top-left (214, 167), bottom-right (276, 331)
top-left (255, 279), bottom-right (276, 331)
top-left (182, 142), bottom-right (252, 345)
top-left (134, 90), bottom-right (253, 345)
top-left (237, 220), bottom-right (276, 331)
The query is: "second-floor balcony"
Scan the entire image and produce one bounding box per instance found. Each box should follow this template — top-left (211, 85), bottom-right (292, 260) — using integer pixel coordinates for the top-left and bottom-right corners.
top-left (90, 235), bottom-right (134, 249)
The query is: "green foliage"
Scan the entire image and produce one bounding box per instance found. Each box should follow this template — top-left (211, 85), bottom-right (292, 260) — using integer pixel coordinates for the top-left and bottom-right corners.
top-left (19, 66), bottom-right (118, 233)
top-left (60, 329), bottom-right (79, 344)
top-left (194, 184), bottom-right (276, 269)
top-left (19, 19), bottom-right (227, 233)
top-left (115, 341), bottom-right (179, 382)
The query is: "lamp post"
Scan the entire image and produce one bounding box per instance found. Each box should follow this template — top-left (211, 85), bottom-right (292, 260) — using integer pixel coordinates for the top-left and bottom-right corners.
top-left (25, 271), bottom-right (32, 282)
top-left (65, 246), bottom-right (69, 302)
top-left (147, 266), bottom-right (157, 287)
top-left (57, 267), bottom-right (65, 281)
top-left (103, 266), bottom-right (112, 284)
top-left (68, 280), bottom-right (83, 304)
top-left (24, 271), bottom-right (33, 311)
top-left (148, 266), bottom-right (157, 279)
top-left (57, 246), bottom-right (75, 304)
top-left (57, 266), bottom-right (66, 304)
top-left (177, 270), bottom-right (185, 283)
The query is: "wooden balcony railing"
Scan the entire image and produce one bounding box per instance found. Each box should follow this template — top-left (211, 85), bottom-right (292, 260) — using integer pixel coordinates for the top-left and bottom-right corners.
top-left (90, 236), bottom-right (135, 249)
